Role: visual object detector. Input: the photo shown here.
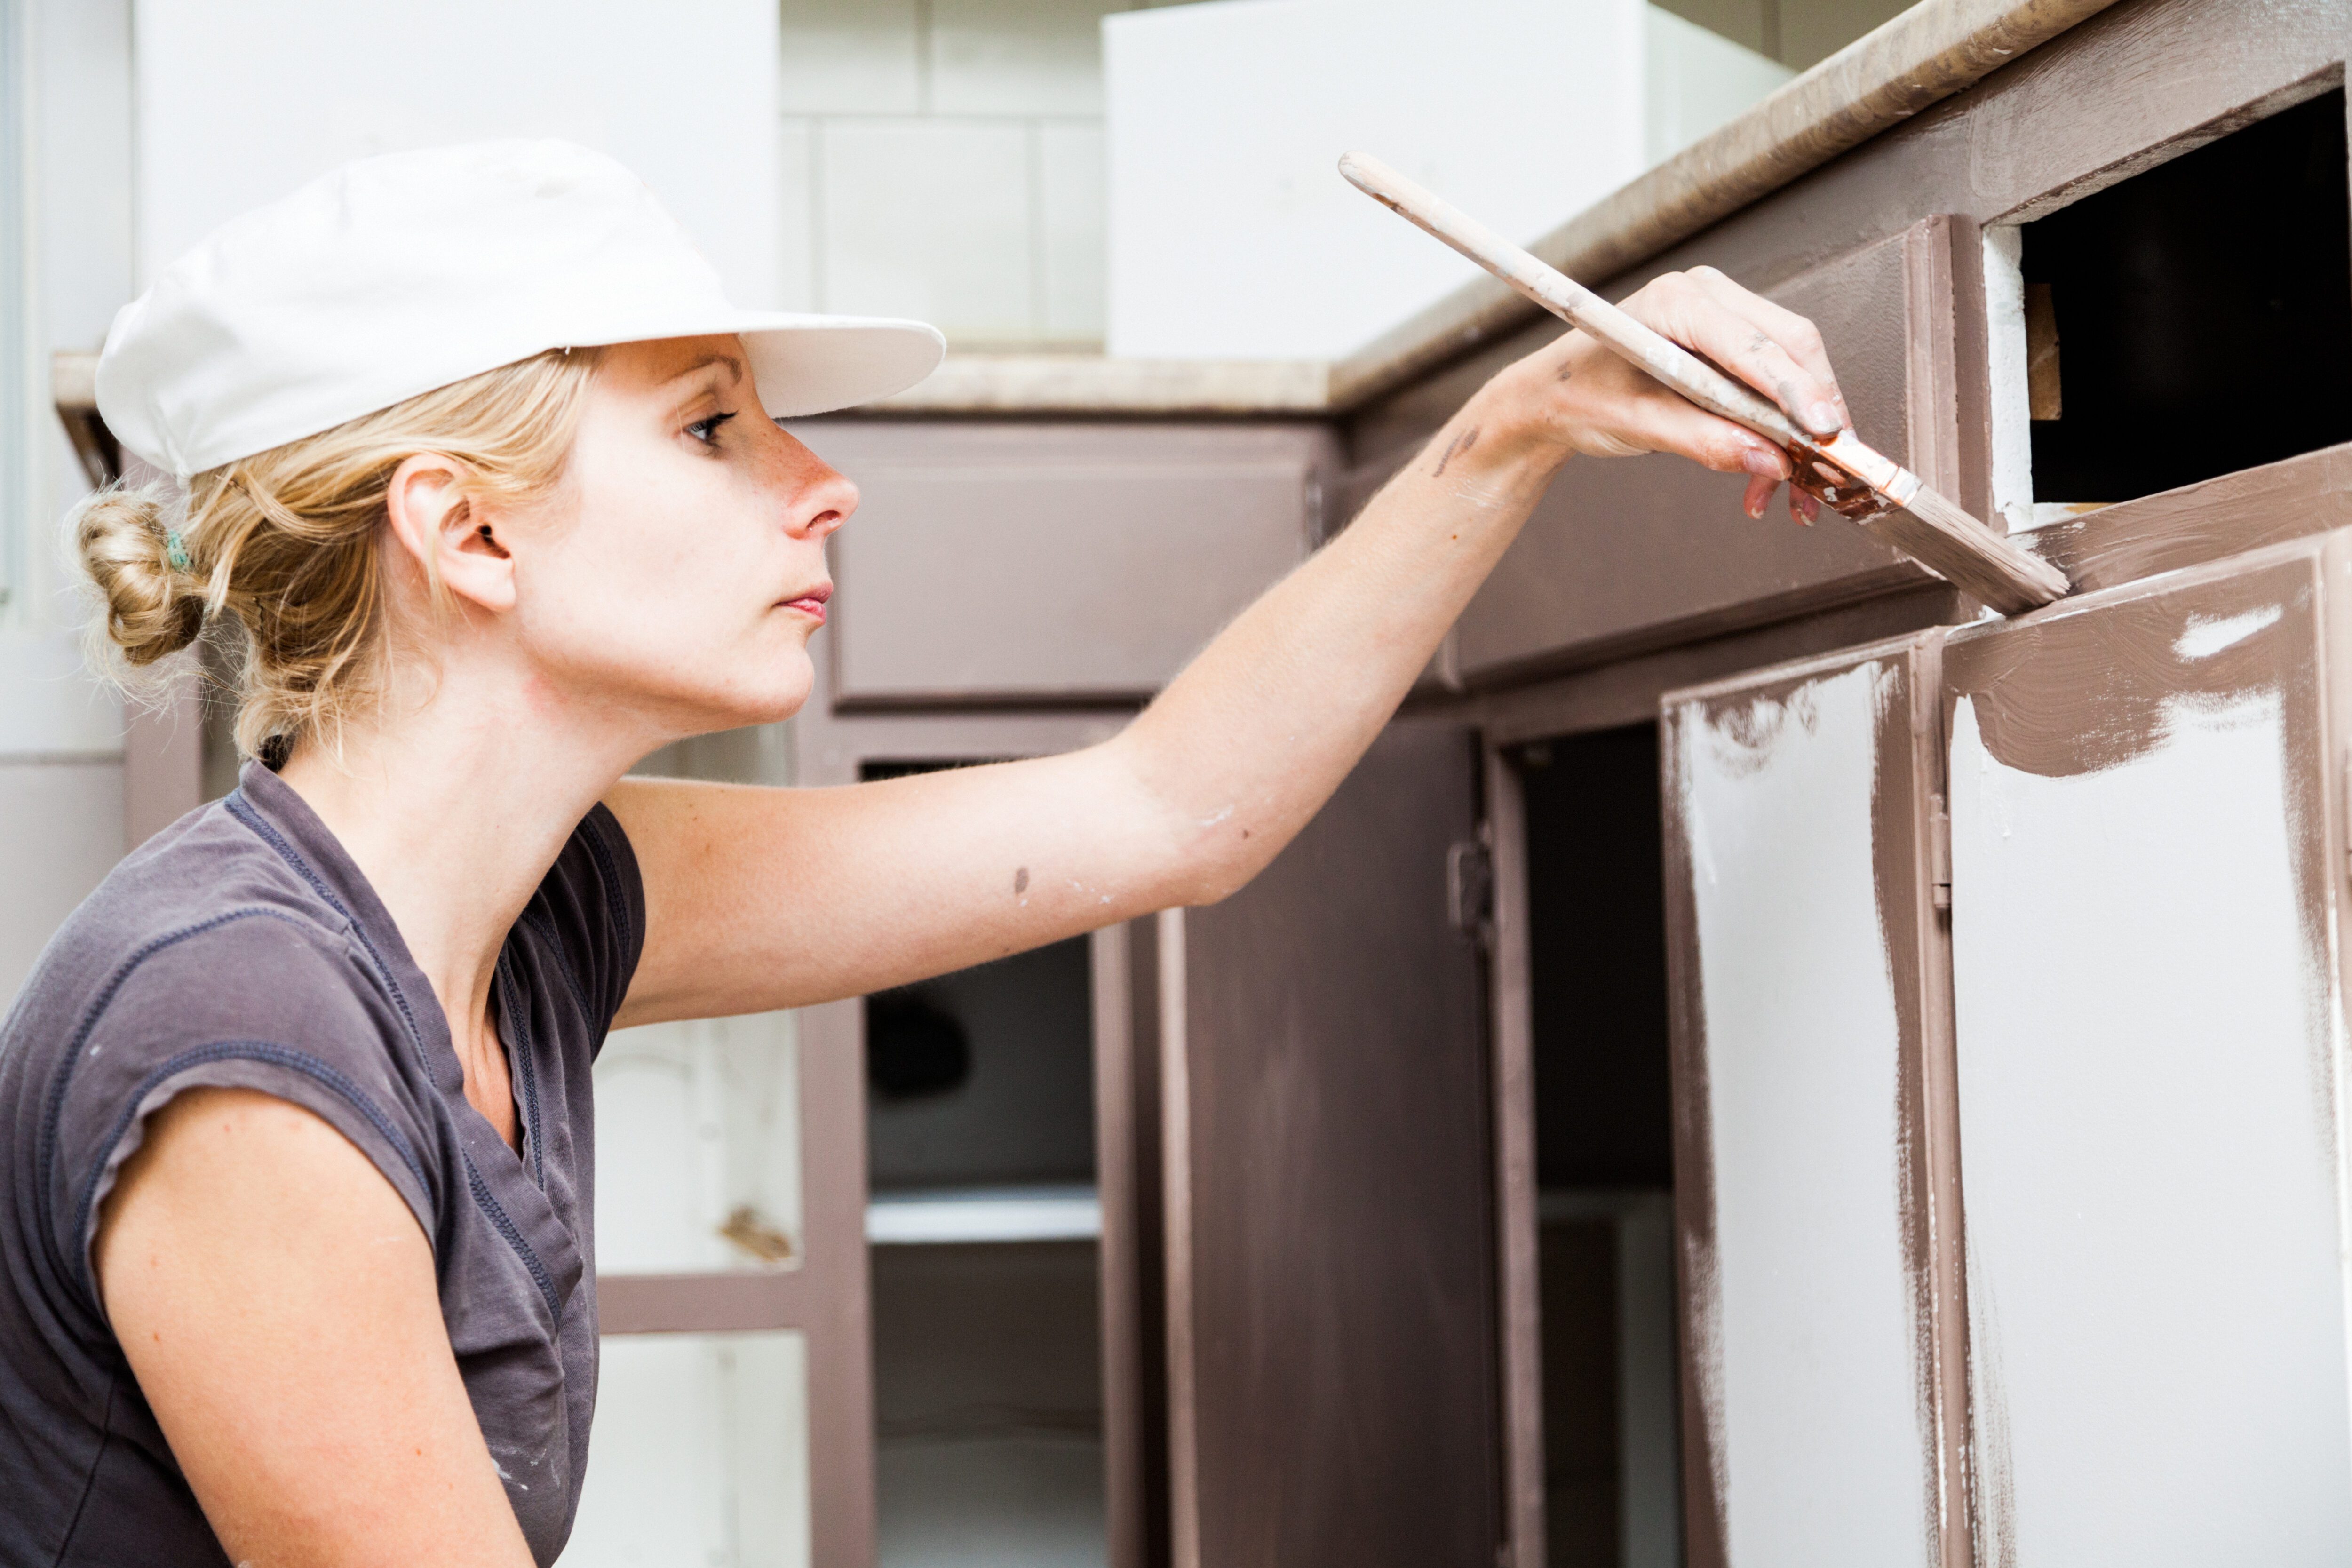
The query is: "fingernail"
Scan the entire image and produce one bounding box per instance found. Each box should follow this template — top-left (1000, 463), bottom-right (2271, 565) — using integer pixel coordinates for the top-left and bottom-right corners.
top-left (1800, 493), bottom-right (1820, 524)
top-left (1808, 402), bottom-right (1843, 435)
top-left (1740, 446), bottom-right (1782, 478)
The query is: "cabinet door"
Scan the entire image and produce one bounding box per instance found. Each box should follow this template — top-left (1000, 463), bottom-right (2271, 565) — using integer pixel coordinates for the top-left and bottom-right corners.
top-left (1660, 635), bottom-right (1969, 1568)
top-left (1942, 543), bottom-right (2352, 1561)
top-left (1155, 720), bottom-right (1500, 1568)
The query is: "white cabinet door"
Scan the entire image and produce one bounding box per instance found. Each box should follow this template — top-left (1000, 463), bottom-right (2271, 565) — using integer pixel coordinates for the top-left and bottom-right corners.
top-left (1661, 635), bottom-right (1969, 1568)
top-left (1944, 543), bottom-right (2352, 1563)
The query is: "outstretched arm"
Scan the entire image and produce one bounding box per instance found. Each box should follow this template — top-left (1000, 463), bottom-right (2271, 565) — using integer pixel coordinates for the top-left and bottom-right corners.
top-left (612, 268), bottom-right (1848, 1025)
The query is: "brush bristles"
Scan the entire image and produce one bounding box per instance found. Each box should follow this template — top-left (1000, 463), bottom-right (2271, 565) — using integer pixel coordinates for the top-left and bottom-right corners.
top-left (1876, 483), bottom-right (2070, 615)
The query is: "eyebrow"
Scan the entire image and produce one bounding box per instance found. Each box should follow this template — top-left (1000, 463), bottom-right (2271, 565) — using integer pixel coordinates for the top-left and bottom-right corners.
top-left (665, 352), bottom-right (747, 388)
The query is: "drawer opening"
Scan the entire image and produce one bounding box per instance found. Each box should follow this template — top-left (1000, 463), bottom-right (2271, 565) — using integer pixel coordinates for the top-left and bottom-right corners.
top-left (1518, 723), bottom-right (1682, 1568)
top-left (1992, 86), bottom-right (2352, 526)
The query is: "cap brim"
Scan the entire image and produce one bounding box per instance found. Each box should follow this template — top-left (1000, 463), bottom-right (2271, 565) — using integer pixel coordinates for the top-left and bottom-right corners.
top-left (721, 313), bottom-right (946, 418)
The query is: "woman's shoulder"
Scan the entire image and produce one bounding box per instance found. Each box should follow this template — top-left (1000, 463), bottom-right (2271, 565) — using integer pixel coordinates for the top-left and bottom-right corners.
top-left (0, 796), bottom-right (450, 1308)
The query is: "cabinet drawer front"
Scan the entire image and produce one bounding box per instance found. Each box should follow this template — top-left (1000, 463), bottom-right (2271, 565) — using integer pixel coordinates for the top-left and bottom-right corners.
top-left (798, 422), bottom-right (1329, 706)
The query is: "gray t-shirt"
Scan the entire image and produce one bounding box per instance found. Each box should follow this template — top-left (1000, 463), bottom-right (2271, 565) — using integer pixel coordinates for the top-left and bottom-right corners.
top-left (0, 761), bottom-right (643, 1566)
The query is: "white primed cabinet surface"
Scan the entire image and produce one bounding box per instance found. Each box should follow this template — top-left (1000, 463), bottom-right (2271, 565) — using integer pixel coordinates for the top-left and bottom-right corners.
top-left (1664, 650), bottom-right (1940, 1566)
top-left (568, 1331), bottom-right (813, 1568)
top-left (1944, 552), bottom-right (2352, 1562)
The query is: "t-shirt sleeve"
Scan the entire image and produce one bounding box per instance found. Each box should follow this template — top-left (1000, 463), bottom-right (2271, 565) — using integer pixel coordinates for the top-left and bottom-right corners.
top-left (529, 802), bottom-right (648, 1035)
top-left (48, 913), bottom-right (443, 1311)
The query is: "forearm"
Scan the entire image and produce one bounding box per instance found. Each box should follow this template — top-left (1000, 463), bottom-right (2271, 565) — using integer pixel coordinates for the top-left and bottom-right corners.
top-left (1113, 386), bottom-right (1565, 903)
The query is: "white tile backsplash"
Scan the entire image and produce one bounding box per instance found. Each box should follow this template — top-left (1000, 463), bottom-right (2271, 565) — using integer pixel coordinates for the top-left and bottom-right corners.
top-left (1039, 121), bottom-right (1105, 343)
top-left (820, 119), bottom-right (1038, 342)
top-left (779, 0), bottom-right (1127, 345)
top-left (929, 0), bottom-right (1124, 116)
top-left (780, 0), bottom-right (925, 115)
top-left (779, 118), bottom-right (819, 311)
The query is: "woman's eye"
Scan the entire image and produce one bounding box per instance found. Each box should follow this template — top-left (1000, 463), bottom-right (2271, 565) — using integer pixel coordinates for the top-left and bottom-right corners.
top-left (687, 412), bottom-right (737, 445)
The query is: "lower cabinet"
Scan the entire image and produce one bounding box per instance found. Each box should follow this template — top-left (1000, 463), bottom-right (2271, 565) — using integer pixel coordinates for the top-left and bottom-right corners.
top-left (1652, 533), bottom-right (2352, 1565)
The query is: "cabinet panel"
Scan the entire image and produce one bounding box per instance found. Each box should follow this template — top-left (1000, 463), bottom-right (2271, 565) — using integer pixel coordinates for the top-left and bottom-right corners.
top-left (1661, 634), bottom-right (1965, 1568)
top-left (1457, 217), bottom-right (1977, 687)
top-left (791, 420), bottom-right (1331, 706)
top-left (1159, 721), bottom-right (1498, 1568)
top-left (1942, 548), bottom-right (2352, 1562)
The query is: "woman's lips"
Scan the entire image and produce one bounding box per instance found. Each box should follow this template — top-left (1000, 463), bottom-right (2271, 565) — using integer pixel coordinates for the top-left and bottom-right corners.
top-left (780, 583), bottom-right (832, 624)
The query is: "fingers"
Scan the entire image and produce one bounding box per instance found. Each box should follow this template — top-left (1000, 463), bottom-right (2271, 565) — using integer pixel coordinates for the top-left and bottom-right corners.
top-left (1589, 369), bottom-right (1790, 478)
top-left (1629, 269), bottom-right (1849, 437)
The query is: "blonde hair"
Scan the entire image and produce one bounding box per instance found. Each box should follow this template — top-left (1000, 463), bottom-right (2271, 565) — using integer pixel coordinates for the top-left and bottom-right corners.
top-left (72, 346), bottom-right (608, 764)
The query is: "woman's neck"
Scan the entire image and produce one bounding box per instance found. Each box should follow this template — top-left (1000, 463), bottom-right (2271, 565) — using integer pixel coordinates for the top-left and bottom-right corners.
top-left (275, 667), bottom-right (655, 1134)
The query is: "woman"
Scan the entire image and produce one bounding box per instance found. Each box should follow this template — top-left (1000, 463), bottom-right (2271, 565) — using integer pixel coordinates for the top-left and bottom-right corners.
top-left (0, 140), bottom-right (1843, 1566)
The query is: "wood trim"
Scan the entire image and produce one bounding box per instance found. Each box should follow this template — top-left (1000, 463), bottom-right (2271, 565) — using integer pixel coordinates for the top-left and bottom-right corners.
top-left (595, 1268), bottom-right (811, 1334)
top-left (1155, 907), bottom-right (1200, 1568)
top-left (1470, 584), bottom-right (1963, 746)
top-left (2026, 441), bottom-right (2352, 598)
top-left (1904, 216), bottom-right (1970, 505)
top-left (1904, 634), bottom-right (1976, 1568)
top-left (1093, 922), bottom-right (1148, 1568)
top-left (1482, 745), bottom-right (1547, 1568)
top-left (1655, 697), bottom-right (1729, 1568)
top-left (796, 996), bottom-right (878, 1568)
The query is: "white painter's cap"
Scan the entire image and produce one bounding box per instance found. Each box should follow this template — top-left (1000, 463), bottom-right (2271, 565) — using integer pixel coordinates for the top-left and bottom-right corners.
top-left (96, 139), bottom-right (945, 478)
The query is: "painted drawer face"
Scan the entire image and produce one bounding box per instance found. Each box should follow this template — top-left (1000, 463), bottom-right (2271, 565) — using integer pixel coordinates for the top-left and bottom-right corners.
top-left (790, 421), bottom-right (1331, 707)
top-left (1944, 549), bottom-right (2352, 1561)
top-left (1455, 221), bottom-right (1956, 687)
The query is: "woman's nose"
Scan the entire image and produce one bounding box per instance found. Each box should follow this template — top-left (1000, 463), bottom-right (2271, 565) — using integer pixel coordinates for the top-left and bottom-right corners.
top-left (791, 470), bottom-right (858, 541)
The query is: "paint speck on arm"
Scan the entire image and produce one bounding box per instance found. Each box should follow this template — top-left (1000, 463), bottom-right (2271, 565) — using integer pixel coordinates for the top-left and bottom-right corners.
top-left (1013, 867), bottom-right (1029, 895)
top-left (1198, 805), bottom-right (1234, 828)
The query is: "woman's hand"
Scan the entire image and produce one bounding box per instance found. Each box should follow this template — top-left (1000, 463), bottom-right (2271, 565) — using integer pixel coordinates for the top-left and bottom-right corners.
top-left (613, 265), bottom-right (1853, 1021)
top-left (1484, 264), bottom-right (1851, 524)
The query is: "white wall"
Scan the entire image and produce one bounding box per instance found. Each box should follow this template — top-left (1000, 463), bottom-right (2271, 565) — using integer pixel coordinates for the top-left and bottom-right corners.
top-left (132, 0), bottom-right (786, 305)
top-left (1, 0), bottom-right (134, 1008)
top-left (1103, 0), bottom-right (1788, 361)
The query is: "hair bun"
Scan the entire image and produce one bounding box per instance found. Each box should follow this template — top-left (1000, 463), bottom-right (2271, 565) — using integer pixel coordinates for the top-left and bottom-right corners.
top-left (72, 484), bottom-right (206, 667)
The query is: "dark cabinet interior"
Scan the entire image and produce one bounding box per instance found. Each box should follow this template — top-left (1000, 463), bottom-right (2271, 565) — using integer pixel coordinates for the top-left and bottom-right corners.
top-left (2023, 86), bottom-right (2352, 502)
top-left (861, 761), bottom-right (1108, 1567)
top-left (1518, 725), bottom-right (1682, 1568)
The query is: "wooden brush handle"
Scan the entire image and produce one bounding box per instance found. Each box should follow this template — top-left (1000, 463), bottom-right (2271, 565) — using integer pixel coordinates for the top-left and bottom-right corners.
top-left (1337, 151), bottom-right (1815, 451)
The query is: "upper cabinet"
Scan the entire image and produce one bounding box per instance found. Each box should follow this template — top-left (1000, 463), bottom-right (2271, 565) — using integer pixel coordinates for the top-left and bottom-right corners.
top-left (1453, 215), bottom-right (1977, 688)
top-left (790, 420), bottom-right (1336, 708)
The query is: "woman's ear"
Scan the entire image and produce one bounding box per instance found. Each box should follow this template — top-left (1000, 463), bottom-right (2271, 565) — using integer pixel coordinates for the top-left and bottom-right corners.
top-left (382, 453), bottom-right (516, 614)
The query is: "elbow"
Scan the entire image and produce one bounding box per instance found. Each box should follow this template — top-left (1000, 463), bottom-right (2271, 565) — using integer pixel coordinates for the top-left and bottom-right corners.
top-left (1156, 819), bottom-right (1284, 910)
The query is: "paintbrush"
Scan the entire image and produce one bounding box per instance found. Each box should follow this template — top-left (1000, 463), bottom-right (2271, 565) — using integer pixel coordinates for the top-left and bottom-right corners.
top-left (1337, 151), bottom-right (2070, 615)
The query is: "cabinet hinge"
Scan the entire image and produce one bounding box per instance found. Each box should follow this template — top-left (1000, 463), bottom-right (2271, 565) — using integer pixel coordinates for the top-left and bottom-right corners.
top-left (1929, 792), bottom-right (1953, 913)
top-left (1448, 832), bottom-right (1495, 947)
